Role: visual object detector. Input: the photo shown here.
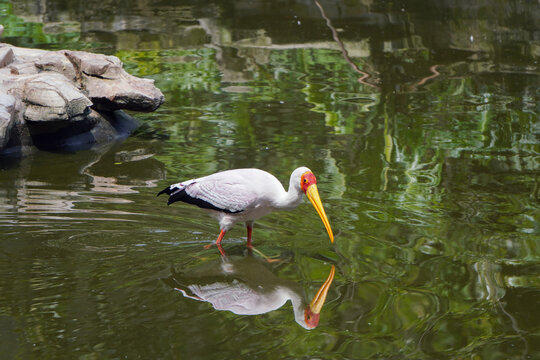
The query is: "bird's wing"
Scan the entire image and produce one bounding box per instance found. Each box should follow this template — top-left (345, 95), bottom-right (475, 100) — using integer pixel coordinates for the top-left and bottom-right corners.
top-left (183, 175), bottom-right (259, 213)
top-left (188, 281), bottom-right (278, 315)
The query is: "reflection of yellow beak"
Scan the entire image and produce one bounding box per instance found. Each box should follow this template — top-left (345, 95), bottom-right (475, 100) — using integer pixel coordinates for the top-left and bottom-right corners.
top-left (305, 184), bottom-right (334, 243)
top-left (309, 265), bottom-right (336, 314)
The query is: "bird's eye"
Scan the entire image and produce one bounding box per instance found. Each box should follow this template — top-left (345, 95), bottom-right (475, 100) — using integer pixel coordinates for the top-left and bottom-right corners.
top-left (303, 178), bottom-right (308, 184)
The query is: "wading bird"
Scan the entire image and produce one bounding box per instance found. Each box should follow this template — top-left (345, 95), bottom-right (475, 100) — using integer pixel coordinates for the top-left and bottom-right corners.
top-left (163, 254), bottom-right (336, 329)
top-left (157, 167), bottom-right (334, 252)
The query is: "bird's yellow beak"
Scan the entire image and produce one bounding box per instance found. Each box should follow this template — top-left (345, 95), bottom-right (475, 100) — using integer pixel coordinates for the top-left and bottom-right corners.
top-left (309, 265), bottom-right (336, 314)
top-left (305, 184), bottom-right (334, 243)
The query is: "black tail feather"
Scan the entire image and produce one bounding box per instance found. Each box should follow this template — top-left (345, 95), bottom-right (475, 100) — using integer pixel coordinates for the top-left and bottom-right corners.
top-left (156, 186), bottom-right (189, 205)
top-left (157, 185), bottom-right (185, 206)
top-left (166, 188), bottom-right (189, 206)
top-left (157, 186), bottom-right (172, 197)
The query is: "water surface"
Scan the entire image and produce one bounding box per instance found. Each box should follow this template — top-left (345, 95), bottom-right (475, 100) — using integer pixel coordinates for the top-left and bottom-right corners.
top-left (1, 0), bottom-right (540, 359)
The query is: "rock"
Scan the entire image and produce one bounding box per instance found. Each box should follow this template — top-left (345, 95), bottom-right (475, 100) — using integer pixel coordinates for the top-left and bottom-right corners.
top-left (0, 46), bottom-right (14, 68)
top-left (65, 50), bottom-right (123, 79)
top-left (0, 93), bottom-right (30, 153)
top-left (0, 94), bottom-right (16, 149)
top-left (35, 51), bottom-right (77, 82)
top-left (64, 50), bottom-right (164, 112)
top-left (0, 43), bottom-right (164, 155)
top-left (22, 73), bottom-right (92, 123)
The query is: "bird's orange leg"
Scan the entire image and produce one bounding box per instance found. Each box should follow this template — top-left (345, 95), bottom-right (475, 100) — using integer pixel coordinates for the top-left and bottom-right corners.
top-left (216, 229), bottom-right (226, 247)
top-left (246, 224), bottom-right (253, 249)
top-left (216, 243), bottom-right (226, 257)
top-left (205, 230), bottom-right (226, 253)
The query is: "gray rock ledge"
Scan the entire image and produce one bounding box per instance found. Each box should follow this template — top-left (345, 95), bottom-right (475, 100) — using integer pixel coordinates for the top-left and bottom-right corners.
top-left (0, 43), bottom-right (164, 155)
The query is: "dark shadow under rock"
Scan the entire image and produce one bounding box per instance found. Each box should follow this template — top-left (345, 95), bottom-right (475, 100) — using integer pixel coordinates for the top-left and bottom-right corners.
top-left (31, 110), bottom-right (139, 152)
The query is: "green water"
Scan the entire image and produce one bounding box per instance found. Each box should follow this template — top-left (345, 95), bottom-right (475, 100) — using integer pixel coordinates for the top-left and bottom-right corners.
top-left (1, 0), bottom-right (540, 359)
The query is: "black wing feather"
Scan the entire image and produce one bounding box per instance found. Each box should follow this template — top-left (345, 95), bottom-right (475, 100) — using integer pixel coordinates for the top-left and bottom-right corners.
top-left (157, 185), bottom-right (242, 214)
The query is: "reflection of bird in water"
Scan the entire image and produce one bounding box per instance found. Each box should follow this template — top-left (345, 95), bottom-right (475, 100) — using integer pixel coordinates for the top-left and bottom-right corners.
top-left (157, 167), bottom-right (334, 254)
top-left (163, 254), bottom-right (335, 329)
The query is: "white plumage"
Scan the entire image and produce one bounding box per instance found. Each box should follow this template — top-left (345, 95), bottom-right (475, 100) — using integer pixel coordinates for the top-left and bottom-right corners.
top-left (158, 167), bottom-right (334, 252)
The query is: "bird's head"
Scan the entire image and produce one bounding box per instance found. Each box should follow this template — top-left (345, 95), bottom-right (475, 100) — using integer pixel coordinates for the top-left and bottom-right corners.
top-left (303, 264), bottom-right (336, 329)
top-left (293, 167), bottom-right (334, 243)
top-left (303, 307), bottom-right (320, 329)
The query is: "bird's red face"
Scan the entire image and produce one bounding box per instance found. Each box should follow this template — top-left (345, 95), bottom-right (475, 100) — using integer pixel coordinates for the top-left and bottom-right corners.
top-left (301, 171), bottom-right (317, 193)
top-left (303, 264), bottom-right (335, 329)
top-left (300, 171), bottom-right (334, 243)
top-left (304, 307), bottom-right (321, 329)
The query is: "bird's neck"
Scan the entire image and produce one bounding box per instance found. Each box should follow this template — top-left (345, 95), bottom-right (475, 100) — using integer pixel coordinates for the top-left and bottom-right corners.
top-left (273, 177), bottom-right (303, 210)
top-left (289, 289), bottom-right (309, 328)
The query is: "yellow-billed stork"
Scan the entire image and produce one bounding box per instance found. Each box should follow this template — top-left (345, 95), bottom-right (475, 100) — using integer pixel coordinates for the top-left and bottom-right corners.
top-left (157, 167), bottom-right (334, 252)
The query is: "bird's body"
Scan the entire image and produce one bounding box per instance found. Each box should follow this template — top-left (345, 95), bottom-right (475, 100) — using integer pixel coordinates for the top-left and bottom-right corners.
top-left (158, 167), bottom-right (333, 252)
